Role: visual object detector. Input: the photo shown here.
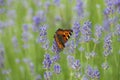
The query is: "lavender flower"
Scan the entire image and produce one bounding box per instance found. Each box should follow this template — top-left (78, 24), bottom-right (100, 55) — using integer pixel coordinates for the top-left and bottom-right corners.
top-left (81, 21), bottom-right (92, 42)
top-left (103, 34), bottom-right (112, 57)
top-left (71, 60), bottom-right (81, 71)
top-left (104, 0), bottom-right (115, 15)
top-left (54, 64), bottom-right (61, 74)
top-left (114, 0), bottom-right (120, 13)
top-left (93, 69), bottom-right (100, 79)
top-left (43, 54), bottom-right (52, 69)
top-left (85, 65), bottom-right (94, 78)
top-left (44, 1), bottom-right (51, 10)
top-left (2, 69), bottom-right (11, 75)
top-left (53, 0), bottom-right (60, 6)
top-left (90, 51), bottom-right (96, 58)
top-left (44, 71), bottom-right (52, 80)
top-left (75, 0), bottom-right (83, 17)
top-left (102, 62), bottom-right (109, 70)
top-left (94, 25), bottom-right (103, 40)
top-left (38, 25), bottom-right (50, 50)
top-left (12, 36), bottom-right (19, 49)
top-left (0, 0), bottom-right (4, 6)
top-left (29, 62), bottom-right (35, 75)
top-left (0, 43), bottom-right (5, 68)
top-left (78, 46), bottom-right (85, 52)
top-left (51, 54), bottom-right (60, 63)
top-left (52, 40), bottom-right (61, 54)
top-left (115, 24), bottom-right (120, 35)
top-left (72, 21), bottom-right (81, 38)
top-left (67, 55), bottom-right (75, 67)
top-left (36, 75), bottom-right (42, 80)
top-left (82, 75), bottom-right (89, 80)
top-left (22, 24), bottom-right (31, 49)
top-left (32, 11), bottom-right (46, 32)
top-left (75, 72), bottom-right (82, 79)
top-left (67, 55), bottom-right (81, 71)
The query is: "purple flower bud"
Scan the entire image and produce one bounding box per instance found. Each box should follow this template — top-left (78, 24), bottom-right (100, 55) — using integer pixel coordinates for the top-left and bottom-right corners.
top-left (72, 60), bottom-right (81, 71)
top-left (82, 75), bottom-right (89, 80)
top-left (67, 55), bottom-right (75, 67)
top-left (51, 54), bottom-right (60, 62)
top-left (85, 65), bottom-right (94, 78)
top-left (52, 40), bottom-right (61, 54)
top-left (102, 62), bottom-right (109, 70)
top-left (36, 75), bottom-right (42, 80)
top-left (93, 69), bottom-right (100, 79)
top-left (44, 71), bottom-right (52, 80)
top-left (81, 21), bottom-right (92, 42)
top-left (53, 0), bottom-right (60, 6)
top-left (103, 34), bottom-right (112, 57)
top-left (72, 21), bottom-right (80, 38)
top-left (43, 54), bottom-right (52, 69)
top-left (12, 36), bottom-right (18, 48)
top-left (54, 64), bottom-right (61, 74)
top-left (75, 0), bottom-right (83, 17)
top-left (0, 0), bottom-right (4, 6)
top-left (95, 25), bottom-right (103, 39)
top-left (0, 44), bottom-right (5, 68)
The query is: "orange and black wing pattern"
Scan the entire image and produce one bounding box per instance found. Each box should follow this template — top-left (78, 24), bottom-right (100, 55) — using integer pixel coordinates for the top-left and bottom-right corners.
top-left (54, 28), bottom-right (73, 49)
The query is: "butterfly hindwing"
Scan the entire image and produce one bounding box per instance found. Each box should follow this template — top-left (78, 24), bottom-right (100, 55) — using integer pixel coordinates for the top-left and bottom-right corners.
top-left (54, 28), bottom-right (73, 49)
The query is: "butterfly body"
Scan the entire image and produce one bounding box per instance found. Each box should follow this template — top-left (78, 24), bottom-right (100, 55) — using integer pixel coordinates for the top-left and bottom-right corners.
top-left (54, 28), bottom-right (73, 49)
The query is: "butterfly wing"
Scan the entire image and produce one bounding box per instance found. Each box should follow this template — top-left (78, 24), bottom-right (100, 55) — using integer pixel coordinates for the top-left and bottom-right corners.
top-left (54, 28), bottom-right (73, 49)
top-left (54, 34), bottom-right (65, 49)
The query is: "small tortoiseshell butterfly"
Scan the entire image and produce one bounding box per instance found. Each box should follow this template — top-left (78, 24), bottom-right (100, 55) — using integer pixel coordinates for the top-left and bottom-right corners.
top-left (54, 28), bottom-right (73, 49)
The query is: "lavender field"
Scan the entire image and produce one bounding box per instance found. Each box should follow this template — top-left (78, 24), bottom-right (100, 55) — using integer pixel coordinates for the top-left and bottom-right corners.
top-left (0, 0), bottom-right (120, 80)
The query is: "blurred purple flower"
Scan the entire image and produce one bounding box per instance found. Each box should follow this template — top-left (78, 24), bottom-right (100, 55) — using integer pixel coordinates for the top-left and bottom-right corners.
top-left (51, 54), bottom-right (60, 63)
top-left (67, 55), bottom-right (81, 71)
top-left (93, 68), bottom-right (100, 79)
top-left (72, 21), bottom-right (81, 38)
top-left (82, 75), bottom-right (89, 80)
top-left (54, 64), bottom-right (61, 74)
top-left (103, 34), bottom-right (112, 57)
top-left (33, 16), bottom-right (41, 26)
top-left (71, 59), bottom-right (81, 71)
top-left (0, 43), bottom-right (5, 68)
top-left (11, 36), bottom-right (20, 52)
top-left (78, 46), bottom-right (84, 52)
top-left (44, 71), bottom-right (52, 80)
top-left (67, 55), bottom-right (75, 67)
top-left (75, 0), bottom-right (83, 17)
top-left (2, 69), bottom-right (11, 75)
top-left (90, 51), bottom-right (96, 58)
top-left (75, 72), bottom-right (82, 79)
top-left (81, 21), bottom-right (92, 42)
top-left (85, 65), bottom-right (94, 78)
top-left (52, 40), bottom-right (61, 54)
top-left (53, 0), bottom-right (60, 6)
top-left (114, 0), bottom-right (120, 13)
top-left (43, 54), bottom-right (52, 69)
top-left (0, 8), bottom-right (5, 14)
top-left (44, 1), bottom-right (51, 10)
top-left (32, 11), bottom-right (46, 32)
top-left (115, 24), bottom-right (120, 35)
top-left (39, 25), bottom-right (47, 36)
top-left (29, 62), bottom-right (35, 75)
top-left (102, 62), bottom-right (109, 70)
top-left (0, 0), bottom-right (4, 6)
top-left (94, 25), bottom-right (103, 39)
top-left (36, 75), bottom-right (42, 80)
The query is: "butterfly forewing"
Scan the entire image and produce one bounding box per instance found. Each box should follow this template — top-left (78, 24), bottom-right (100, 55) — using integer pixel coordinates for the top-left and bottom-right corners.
top-left (54, 28), bottom-right (73, 49)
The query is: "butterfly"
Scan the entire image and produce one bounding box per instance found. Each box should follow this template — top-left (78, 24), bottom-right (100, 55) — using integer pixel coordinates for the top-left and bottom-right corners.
top-left (54, 28), bottom-right (73, 49)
